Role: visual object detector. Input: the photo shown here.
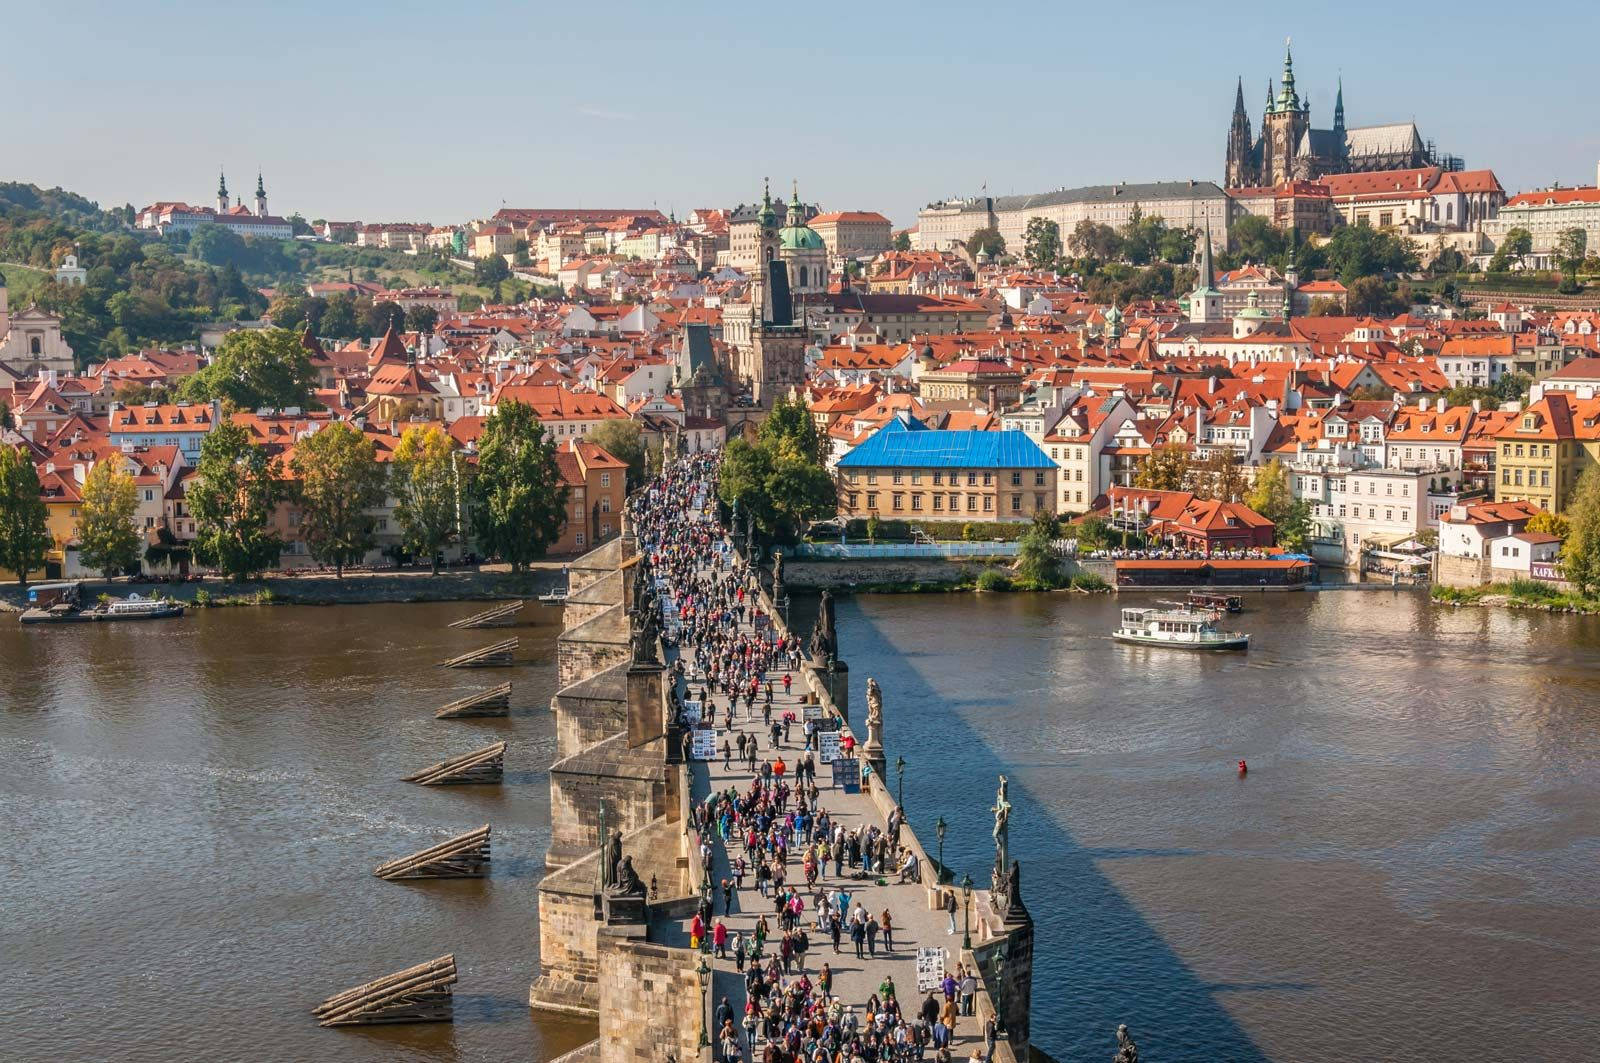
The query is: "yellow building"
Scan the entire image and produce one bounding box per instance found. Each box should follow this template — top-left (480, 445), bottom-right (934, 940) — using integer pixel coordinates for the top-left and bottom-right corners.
top-left (1491, 393), bottom-right (1600, 513)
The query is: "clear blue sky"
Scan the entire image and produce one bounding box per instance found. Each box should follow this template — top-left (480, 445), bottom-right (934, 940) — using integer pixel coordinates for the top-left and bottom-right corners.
top-left (10, 1), bottom-right (1597, 228)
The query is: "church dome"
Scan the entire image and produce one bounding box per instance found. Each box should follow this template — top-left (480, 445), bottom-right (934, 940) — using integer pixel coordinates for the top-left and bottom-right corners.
top-left (779, 223), bottom-right (825, 251)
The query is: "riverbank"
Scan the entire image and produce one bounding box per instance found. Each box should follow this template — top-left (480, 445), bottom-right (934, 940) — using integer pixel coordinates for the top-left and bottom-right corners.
top-left (1431, 581), bottom-right (1600, 614)
top-left (0, 564), bottom-right (566, 613)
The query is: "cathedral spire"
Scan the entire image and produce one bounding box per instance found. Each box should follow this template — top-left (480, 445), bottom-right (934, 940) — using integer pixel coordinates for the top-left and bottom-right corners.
top-left (1232, 76), bottom-right (1247, 121)
top-left (1277, 37), bottom-right (1299, 112)
top-left (1333, 76), bottom-right (1346, 133)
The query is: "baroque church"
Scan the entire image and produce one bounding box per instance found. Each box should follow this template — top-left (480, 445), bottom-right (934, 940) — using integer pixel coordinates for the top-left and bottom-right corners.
top-left (1225, 42), bottom-right (1450, 188)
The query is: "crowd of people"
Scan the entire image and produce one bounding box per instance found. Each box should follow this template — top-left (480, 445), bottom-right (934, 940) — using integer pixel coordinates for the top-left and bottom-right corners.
top-left (629, 454), bottom-right (998, 1063)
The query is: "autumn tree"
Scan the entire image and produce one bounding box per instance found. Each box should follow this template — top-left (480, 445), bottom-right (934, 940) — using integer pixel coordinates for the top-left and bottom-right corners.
top-left (1133, 443), bottom-right (1192, 492)
top-left (0, 445), bottom-right (52, 585)
top-left (471, 399), bottom-right (568, 571)
top-left (1525, 510), bottom-right (1570, 540)
top-left (391, 425), bottom-right (461, 574)
top-left (76, 459), bottom-right (141, 577)
top-left (189, 419), bottom-right (283, 579)
top-left (1189, 448), bottom-right (1247, 502)
top-left (1560, 464), bottom-right (1600, 596)
top-left (586, 419), bottom-right (647, 489)
top-left (291, 422), bottom-right (386, 577)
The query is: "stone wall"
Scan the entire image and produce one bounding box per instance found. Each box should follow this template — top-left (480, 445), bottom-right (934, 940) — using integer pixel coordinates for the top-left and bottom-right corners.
top-left (558, 603), bottom-right (632, 688)
top-left (595, 931), bottom-right (702, 1063)
top-left (547, 734), bottom-right (669, 868)
top-left (1435, 553), bottom-right (1488, 588)
top-left (783, 558), bottom-right (990, 589)
top-left (552, 663), bottom-right (630, 762)
top-left (532, 852), bottom-right (606, 1014)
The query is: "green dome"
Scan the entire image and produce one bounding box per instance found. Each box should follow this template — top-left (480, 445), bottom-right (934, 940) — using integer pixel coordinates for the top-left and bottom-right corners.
top-left (779, 224), bottom-right (825, 251)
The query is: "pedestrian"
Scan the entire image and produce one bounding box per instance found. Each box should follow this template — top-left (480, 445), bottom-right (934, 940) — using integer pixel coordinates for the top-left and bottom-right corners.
top-left (881, 907), bottom-right (894, 952)
top-left (714, 918), bottom-right (728, 958)
top-left (782, 674), bottom-right (791, 695)
top-left (960, 969), bottom-right (977, 1016)
top-left (865, 913), bottom-right (879, 957)
top-left (732, 930), bottom-right (745, 972)
top-left (722, 877), bottom-right (734, 915)
top-left (851, 916), bottom-right (866, 958)
top-left (944, 888), bottom-right (958, 935)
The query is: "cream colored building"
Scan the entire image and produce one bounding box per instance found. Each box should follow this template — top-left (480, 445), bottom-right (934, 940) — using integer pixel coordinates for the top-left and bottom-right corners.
top-left (809, 211), bottom-right (892, 257)
top-left (916, 181), bottom-right (1232, 254)
top-left (0, 278), bottom-right (76, 378)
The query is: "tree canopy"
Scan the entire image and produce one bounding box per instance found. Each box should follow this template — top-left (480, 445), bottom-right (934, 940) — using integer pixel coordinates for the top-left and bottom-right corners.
top-left (76, 459), bottom-right (141, 578)
top-left (189, 419), bottom-right (283, 579)
top-left (290, 422), bottom-right (386, 576)
top-left (470, 400), bottom-right (568, 571)
top-left (586, 419), bottom-right (648, 490)
top-left (1022, 217), bottom-right (1062, 270)
top-left (182, 327), bottom-right (318, 411)
top-left (391, 425), bottom-right (461, 574)
top-left (718, 396), bottom-right (836, 544)
top-left (0, 445), bottom-right (52, 585)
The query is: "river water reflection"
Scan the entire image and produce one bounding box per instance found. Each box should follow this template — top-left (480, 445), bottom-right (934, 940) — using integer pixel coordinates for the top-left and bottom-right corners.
top-left (835, 588), bottom-right (1600, 1062)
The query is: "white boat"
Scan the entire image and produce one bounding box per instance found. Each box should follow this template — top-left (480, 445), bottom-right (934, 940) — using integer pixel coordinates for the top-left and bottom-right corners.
top-left (538, 587), bottom-right (568, 603)
top-left (1112, 606), bottom-right (1248, 651)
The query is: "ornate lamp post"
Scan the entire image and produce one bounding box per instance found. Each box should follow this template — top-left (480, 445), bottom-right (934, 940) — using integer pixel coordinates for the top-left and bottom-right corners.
top-left (895, 754), bottom-right (906, 808)
top-left (993, 954), bottom-right (1007, 1034)
top-left (961, 873), bottom-right (973, 951)
top-left (934, 816), bottom-right (947, 885)
top-left (696, 956), bottom-right (711, 1048)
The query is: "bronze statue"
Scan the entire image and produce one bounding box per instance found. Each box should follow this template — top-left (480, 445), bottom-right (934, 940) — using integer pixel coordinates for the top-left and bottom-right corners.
top-left (609, 855), bottom-right (645, 896)
top-left (1113, 1024), bottom-right (1139, 1063)
top-left (991, 774), bottom-right (1011, 874)
top-left (604, 829), bottom-right (623, 889)
top-left (809, 590), bottom-right (837, 667)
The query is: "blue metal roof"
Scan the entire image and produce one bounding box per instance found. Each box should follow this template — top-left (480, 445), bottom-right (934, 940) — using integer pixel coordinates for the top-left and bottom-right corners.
top-left (839, 424), bottom-right (1055, 470)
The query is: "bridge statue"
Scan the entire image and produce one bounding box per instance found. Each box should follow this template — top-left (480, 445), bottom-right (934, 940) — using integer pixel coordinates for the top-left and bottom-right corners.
top-left (809, 590), bottom-right (837, 668)
top-left (864, 678), bottom-right (884, 752)
top-left (1113, 1024), bottom-right (1139, 1063)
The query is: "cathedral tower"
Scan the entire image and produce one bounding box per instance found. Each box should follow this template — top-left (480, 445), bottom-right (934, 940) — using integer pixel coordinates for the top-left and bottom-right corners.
top-left (1259, 40), bottom-right (1309, 186)
top-left (217, 169), bottom-right (229, 213)
top-left (1225, 77), bottom-right (1257, 187)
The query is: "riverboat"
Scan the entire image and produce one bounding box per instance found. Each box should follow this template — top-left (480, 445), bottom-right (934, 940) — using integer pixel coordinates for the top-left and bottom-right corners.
top-left (1112, 606), bottom-right (1249, 651)
top-left (18, 585), bottom-right (185, 625)
top-left (538, 587), bottom-right (569, 603)
top-left (1187, 591), bottom-right (1244, 613)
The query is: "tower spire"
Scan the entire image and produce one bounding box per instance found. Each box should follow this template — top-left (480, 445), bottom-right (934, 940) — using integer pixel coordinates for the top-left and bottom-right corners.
top-left (1278, 36), bottom-right (1299, 112)
top-left (217, 168), bottom-right (229, 213)
top-left (1232, 76), bottom-right (1246, 120)
top-left (1198, 228), bottom-right (1215, 290)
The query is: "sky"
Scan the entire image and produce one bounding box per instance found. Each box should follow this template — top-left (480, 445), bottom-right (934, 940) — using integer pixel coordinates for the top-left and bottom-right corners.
top-left (9, 0), bottom-right (1599, 229)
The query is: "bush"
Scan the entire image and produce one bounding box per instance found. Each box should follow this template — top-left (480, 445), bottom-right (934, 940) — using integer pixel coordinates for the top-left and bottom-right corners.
top-left (193, 588), bottom-right (212, 608)
top-left (1505, 578), bottom-right (1563, 601)
top-left (1071, 571), bottom-right (1109, 591)
top-left (975, 568), bottom-right (1012, 592)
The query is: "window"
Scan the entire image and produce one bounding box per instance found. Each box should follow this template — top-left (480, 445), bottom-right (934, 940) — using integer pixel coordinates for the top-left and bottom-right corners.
top-left (1035, 471), bottom-right (1046, 486)
top-left (911, 495), bottom-right (923, 511)
top-left (933, 495), bottom-right (943, 511)
top-left (600, 496), bottom-right (611, 513)
top-left (932, 471), bottom-right (942, 486)
top-left (846, 492), bottom-right (858, 508)
top-left (600, 522), bottom-right (612, 537)
top-left (983, 496), bottom-right (993, 512)
top-left (866, 493), bottom-right (878, 509)
top-left (967, 472), bottom-right (978, 487)
top-left (576, 532), bottom-right (586, 546)
top-left (30, 336), bottom-right (42, 355)
top-left (893, 470), bottom-right (903, 485)
top-left (144, 489), bottom-right (154, 501)
top-left (892, 493), bottom-right (904, 512)
top-left (967, 495), bottom-right (978, 512)
top-left (600, 472), bottom-right (611, 488)
top-left (983, 472), bottom-right (994, 486)
top-left (1010, 471), bottom-right (1022, 487)
top-left (1541, 470), bottom-right (1550, 487)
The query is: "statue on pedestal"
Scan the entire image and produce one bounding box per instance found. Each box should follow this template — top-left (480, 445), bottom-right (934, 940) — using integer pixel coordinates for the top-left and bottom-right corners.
top-left (991, 774), bottom-right (1011, 875)
top-left (608, 855), bottom-right (644, 897)
top-left (809, 590), bottom-right (836, 667)
top-left (864, 678), bottom-right (884, 752)
top-left (603, 829), bottom-right (623, 890)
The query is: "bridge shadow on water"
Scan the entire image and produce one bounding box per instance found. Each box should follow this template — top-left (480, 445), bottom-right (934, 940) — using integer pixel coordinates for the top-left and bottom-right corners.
top-left (836, 602), bottom-right (1276, 1063)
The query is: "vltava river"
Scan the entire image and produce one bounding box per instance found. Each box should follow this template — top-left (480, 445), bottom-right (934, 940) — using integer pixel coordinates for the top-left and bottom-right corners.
top-left (0, 602), bottom-right (593, 1063)
top-left (835, 588), bottom-right (1600, 1062)
top-left (4, 590), bottom-right (1598, 1061)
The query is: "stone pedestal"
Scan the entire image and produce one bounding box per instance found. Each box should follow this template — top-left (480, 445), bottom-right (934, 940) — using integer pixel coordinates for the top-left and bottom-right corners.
top-left (602, 892), bottom-right (647, 926)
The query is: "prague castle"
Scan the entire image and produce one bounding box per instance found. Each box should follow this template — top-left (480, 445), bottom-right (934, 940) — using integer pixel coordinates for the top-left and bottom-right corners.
top-left (1225, 41), bottom-right (1455, 189)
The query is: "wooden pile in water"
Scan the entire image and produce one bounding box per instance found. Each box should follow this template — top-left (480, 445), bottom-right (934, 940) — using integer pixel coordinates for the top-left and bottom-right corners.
top-left (403, 741), bottom-right (507, 785)
top-left (313, 954), bottom-right (457, 1027)
top-left (374, 825), bottom-right (491, 880)
top-left (448, 601), bottom-right (524, 629)
top-left (438, 638), bottom-right (517, 669)
top-left (435, 682), bottom-right (512, 719)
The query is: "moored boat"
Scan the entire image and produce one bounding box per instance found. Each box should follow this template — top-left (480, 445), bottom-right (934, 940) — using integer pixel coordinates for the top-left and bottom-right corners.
top-left (19, 586), bottom-right (185, 625)
top-left (1187, 590), bottom-right (1244, 613)
top-left (1112, 606), bottom-right (1248, 650)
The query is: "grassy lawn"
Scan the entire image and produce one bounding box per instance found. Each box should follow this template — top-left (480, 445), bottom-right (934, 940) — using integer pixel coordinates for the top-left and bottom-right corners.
top-left (0, 261), bottom-right (51, 304)
top-left (1432, 579), bottom-right (1600, 612)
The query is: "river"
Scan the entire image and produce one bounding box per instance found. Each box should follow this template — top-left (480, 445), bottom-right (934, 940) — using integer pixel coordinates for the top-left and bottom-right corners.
top-left (3, 591), bottom-right (1598, 1062)
top-left (0, 602), bottom-right (593, 1063)
top-left (834, 588), bottom-right (1600, 1063)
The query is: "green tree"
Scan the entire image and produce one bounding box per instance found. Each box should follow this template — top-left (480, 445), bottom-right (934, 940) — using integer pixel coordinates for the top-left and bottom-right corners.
top-left (404, 304), bottom-right (440, 334)
top-left (1245, 459), bottom-right (1294, 523)
top-left (1561, 464), bottom-right (1600, 596)
top-left (1069, 219), bottom-right (1122, 263)
top-left (586, 419), bottom-right (647, 489)
top-left (471, 400), bottom-right (568, 571)
top-left (0, 445), bottom-right (52, 585)
top-left (1227, 215), bottom-right (1288, 265)
top-left (364, 299), bottom-right (406, 337)
top-left (391, 425), bottom-right (461, 575)
top-left (963, 226), bottom-right (1005, 259)
top-left (189, 419), bottom-right (283, 579)
top-left (892, 232), bottom-right (911, 253)
top-left (320, 293), bottom-right (359, 338)
top-left (474, 254), bottom-right (510, 284)
top-left (718, 399), bottom-right (836, 545)
top-left (758, 395), bottom-right (829, 466)
top-left (1022, 217), bottom-right (1061, 270)
top-left (1323, 225), bottom-right (1418, 284)
top-left (1487, 227), bottom-right (1533, 273)
top-left (183, 327), bottom-right (317, 411)
top-left (1346, 275), bottom-right (1406, 317)
top-left (1556, 228), bottom-right (1588, 291)
top-left (1074, 514), bottom-right (1109, 551)
top-left (76, 459), bottom-right (141, 578)
top-left (291, 422), bottom-right (386, 577)
top-left (1134, 443), bottom-right (1192, 491)
top-left (1276, 499), bottom-right (1312, 552)
top-left (1015, 508), bottom-right (1062, 589)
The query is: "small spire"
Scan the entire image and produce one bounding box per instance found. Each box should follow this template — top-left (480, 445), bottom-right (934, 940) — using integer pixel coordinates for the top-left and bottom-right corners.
top-left (256, 171), bottom-right (265, 197)
top-left (218, 168), bottom-right (228, 197)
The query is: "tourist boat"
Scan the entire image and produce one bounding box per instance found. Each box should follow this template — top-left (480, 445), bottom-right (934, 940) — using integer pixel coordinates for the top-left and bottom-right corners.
top-left (1187, 591), bottom-right (1244, 613)
top-left (1112, 606), bottom-right (1249, 651)
top-left (19, 586), bottom-right (185, 625)
top-left (538, 587), bottom-right (568, 603)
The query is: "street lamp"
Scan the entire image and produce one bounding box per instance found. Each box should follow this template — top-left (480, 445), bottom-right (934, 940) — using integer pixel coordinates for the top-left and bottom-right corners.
top-left (696, 956), bottom-right (711, 1048)
top-left (934, 817), bottom-right (947, 885)
top-left (961, 873), bottom-right (973, 951)
top-left (895, 755), bottom-right (906, 808)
